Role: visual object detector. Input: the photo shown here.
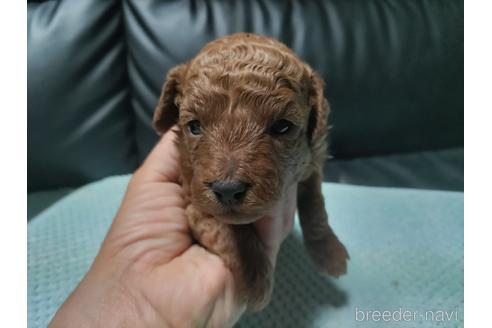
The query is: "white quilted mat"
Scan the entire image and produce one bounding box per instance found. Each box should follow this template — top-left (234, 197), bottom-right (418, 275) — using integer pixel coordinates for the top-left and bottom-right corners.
top-left (28, 175), bottom-right (464, 327)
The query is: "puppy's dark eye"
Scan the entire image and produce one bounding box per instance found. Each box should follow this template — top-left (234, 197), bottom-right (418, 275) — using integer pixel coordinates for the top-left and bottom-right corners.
top-left (187, 120), bottom-right (202, 135)
top-left (270, 119), bottom-right (293, 135)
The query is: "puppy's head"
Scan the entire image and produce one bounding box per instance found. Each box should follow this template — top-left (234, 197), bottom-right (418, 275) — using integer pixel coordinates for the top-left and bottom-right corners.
top-left (153, 34), bottom-right (329, 224)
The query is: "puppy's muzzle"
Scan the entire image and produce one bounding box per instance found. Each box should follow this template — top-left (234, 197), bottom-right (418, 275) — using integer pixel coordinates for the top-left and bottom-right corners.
top-left (209, 180), bottom-right (250, 206)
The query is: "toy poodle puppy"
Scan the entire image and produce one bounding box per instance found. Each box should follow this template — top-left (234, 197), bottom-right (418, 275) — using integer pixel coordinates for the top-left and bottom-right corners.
top-left (153, 33), bottom-right (349, 311)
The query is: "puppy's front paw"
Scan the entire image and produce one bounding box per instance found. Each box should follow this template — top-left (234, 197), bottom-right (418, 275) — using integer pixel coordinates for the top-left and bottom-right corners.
top-left (305, 234), bottom-right (349, 277)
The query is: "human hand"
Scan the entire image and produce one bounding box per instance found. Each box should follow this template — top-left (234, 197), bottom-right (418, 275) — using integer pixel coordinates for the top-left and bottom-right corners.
top-left (49, 128), bottom-right (296, 328)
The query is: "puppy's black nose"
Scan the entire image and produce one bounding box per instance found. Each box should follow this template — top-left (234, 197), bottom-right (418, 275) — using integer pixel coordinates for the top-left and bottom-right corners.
top-left (210, 180), bottom-right (249, 205)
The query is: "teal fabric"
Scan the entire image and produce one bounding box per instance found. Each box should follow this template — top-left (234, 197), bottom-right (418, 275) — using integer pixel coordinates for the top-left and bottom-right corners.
top-left (27, 175), bottom-right (463, 328)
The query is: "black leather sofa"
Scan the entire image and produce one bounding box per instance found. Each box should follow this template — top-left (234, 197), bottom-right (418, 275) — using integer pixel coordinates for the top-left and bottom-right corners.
top-left (28, 0), bottom-right (463, 210)
top-left (28, 1), bottom-right (463, 213)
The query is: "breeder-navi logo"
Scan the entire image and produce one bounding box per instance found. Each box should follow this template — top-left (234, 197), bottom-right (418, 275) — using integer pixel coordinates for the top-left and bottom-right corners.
top-left (355, 307), bottom-right (460, 323)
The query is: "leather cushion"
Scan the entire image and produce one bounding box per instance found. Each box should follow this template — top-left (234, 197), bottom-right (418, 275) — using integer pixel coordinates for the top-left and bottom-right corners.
top-left (325, 147), bottom-right (463, 191)
top-left (123, 0), bottom-right (463, 161)
top-left (28, 0), bottom-right (137, 191)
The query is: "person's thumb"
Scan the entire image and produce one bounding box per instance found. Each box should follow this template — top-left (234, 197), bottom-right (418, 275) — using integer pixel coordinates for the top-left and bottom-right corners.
top-left (134, 127), bottom-right (181, 184)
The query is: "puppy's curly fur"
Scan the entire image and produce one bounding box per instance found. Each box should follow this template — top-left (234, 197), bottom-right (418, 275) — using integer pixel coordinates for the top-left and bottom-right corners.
top-left (153, 33), bottom-right (348, 311)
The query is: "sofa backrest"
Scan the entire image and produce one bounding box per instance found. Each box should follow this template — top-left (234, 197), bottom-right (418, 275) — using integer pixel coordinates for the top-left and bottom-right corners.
top-left (28, 0), bottom-right (463, 191)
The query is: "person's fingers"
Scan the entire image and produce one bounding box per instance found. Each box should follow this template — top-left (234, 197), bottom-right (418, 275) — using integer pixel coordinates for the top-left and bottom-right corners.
top-left (134, 127), bottom-right (181, 184)
top-left (146, 244), bottom-right (245, 327)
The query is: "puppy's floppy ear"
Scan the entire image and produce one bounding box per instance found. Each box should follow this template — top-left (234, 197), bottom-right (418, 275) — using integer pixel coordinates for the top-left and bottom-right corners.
top-left (153, 64), bottom-right (186, 135)
top-left (307, 71), bottom-right (331, 145)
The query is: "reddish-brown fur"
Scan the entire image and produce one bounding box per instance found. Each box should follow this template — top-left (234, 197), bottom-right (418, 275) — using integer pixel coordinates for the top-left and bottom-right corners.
top-left (153, 33), bottom-right (348, 311)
